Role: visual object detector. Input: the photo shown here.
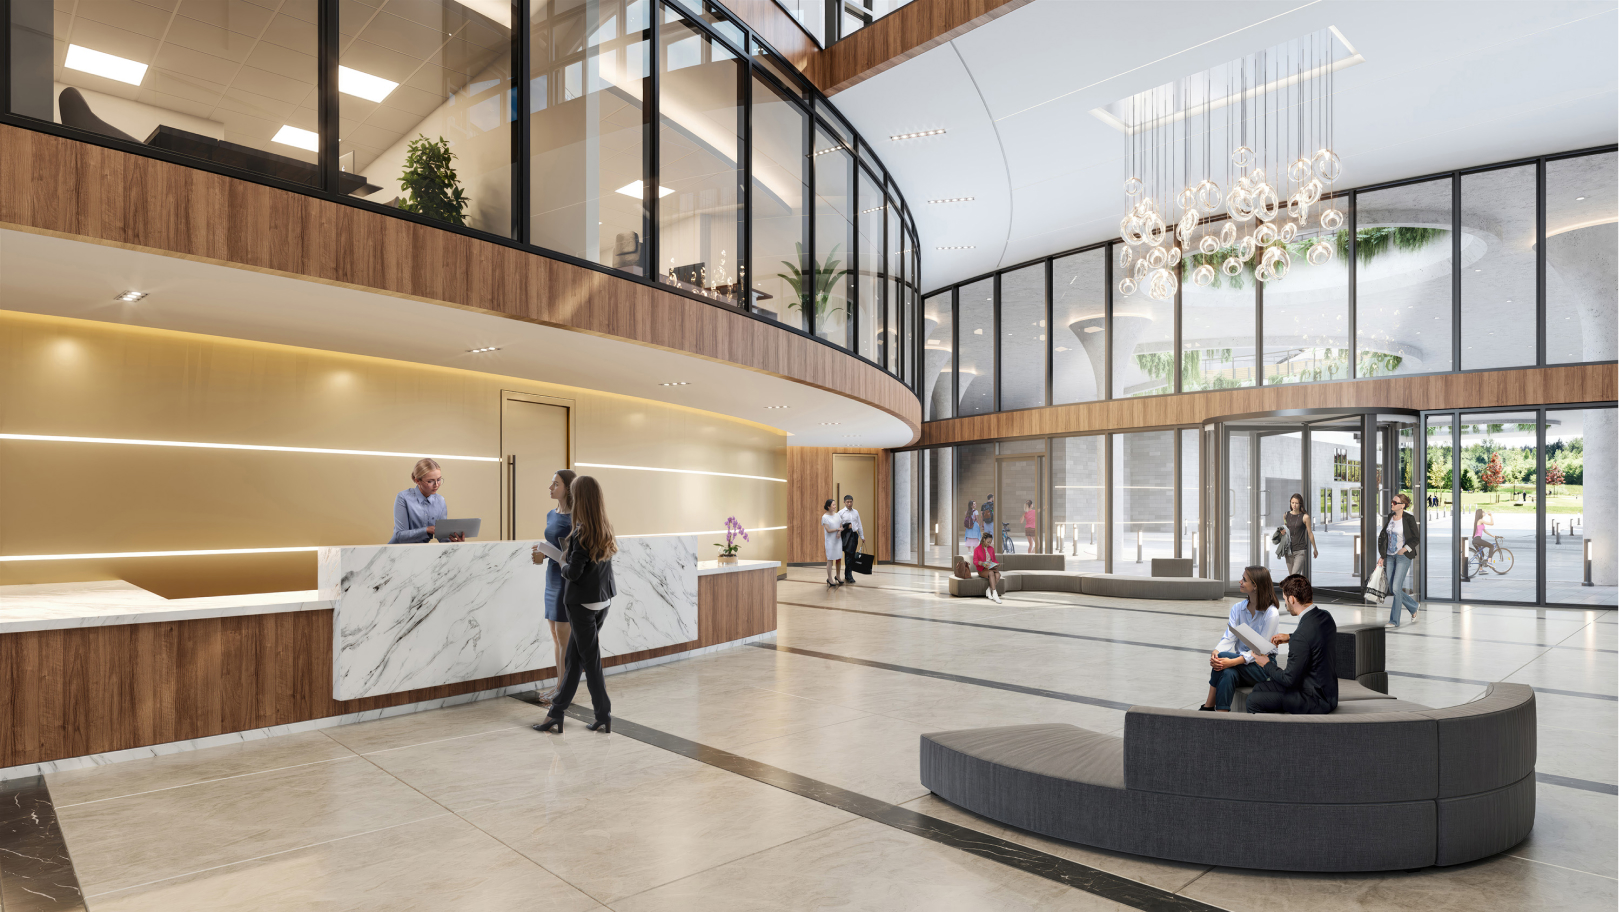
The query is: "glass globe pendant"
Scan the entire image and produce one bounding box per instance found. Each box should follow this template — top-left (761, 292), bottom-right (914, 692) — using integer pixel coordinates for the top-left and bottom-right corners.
top-left (1320, 208), bottom-right (1345, 232)
top-left (1307, 240), bottom-right (1333, 265)
top-left (1118, 276), bottom-right (1137, 296)
top-left (1253, 223), bottom-right (1277, 245)
top-left (1278, 222), bottom-right (1297, 244)
top-left (1196, 180), bottom-right (1222, 211)
top-left (1288, 157), bottom-right (1312, 182)
top-left (1146, 245), bottom-right (1167, 269)
top-left (1118, 244), bottom-right (1134, 269)
top-left (1124, 176), bottom-right (1143, 196)
top-left (1312, 149), bottom-right (1341, 182)
top-left (1219, 222), bottom-right (1238, 247)
top-left (1192, 263), bottom-right (1216, 286)
top-left (1199, 233), bottom-right (1220, 255)
top-left (1221, 256), bottom-right (1242, 276)
top-left (1231, 145), bottom-right (1253, 167)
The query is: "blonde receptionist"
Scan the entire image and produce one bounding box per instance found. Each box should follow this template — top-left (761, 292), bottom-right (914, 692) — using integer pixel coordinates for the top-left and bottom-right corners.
top-left (389, 458), bottom-right (464, 543)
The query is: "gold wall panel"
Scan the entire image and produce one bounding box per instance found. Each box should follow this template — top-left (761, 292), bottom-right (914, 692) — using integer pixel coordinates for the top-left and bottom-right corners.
top-left (0, 311), bottom-right (788, 595)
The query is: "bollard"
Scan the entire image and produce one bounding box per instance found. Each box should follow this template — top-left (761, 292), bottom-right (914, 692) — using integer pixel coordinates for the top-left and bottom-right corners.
top-left (1584, 538), bottom-right (1594, 587)
top-left (1136, 529), bottom-right (1142, 563)
top-left (1353, 534), bottom-right (1361, 578)
top-left (1555, 521), bottom-right (1561, 545)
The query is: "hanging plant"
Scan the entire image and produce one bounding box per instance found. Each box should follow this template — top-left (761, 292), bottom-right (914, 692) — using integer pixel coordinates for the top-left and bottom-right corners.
top-left (397, 135), bottom-right (470, 226)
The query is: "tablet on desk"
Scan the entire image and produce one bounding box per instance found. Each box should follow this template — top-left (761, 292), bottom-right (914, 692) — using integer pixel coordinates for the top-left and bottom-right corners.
top-left (434, 518), bottom-right (481, 541)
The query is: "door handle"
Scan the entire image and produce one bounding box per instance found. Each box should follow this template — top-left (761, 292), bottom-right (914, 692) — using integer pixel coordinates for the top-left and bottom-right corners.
top-left (507, 455), bottom-right (516, 540)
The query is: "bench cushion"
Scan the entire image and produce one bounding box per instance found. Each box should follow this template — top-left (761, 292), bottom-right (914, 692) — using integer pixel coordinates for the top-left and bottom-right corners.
top-left (921, 723), bottom-right (1124, 788)
top-left (995, 553), bottom-right (1066, 572)
top-left (1419, 684), bottom-right (1536, 798)
top-left (1002, 570), bottom-right (1088, 593)
top-left (947, 576), bottom-right (1006, 597)
top-left (1080, 573), bottom-right (1225, 600)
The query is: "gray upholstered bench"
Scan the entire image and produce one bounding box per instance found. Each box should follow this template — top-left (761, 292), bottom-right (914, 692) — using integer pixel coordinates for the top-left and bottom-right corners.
top-left (920, 683), bottom-right (1537, 871)
top-left (947, 553), bottom-right (1223, 600)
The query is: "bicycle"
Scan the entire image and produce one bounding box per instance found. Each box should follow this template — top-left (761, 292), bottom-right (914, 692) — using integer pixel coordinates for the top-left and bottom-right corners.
top-left (1464, 534), bottom-right (1515, 580)
top-left (1000, 521), bottom-right (1016, 554)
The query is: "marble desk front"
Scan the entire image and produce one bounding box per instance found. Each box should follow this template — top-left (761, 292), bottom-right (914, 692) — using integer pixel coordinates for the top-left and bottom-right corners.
top-left (321, 535), bottom-right (700, 701)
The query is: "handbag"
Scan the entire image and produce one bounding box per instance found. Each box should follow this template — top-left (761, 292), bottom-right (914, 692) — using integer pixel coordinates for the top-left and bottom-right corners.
top-left (1364, 562), bottom-right (1389, 604)
top-left (848, 551), bottom-right (875, 575)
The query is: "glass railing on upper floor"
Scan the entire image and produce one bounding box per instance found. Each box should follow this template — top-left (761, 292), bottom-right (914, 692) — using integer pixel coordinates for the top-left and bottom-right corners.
top-left (3, 0), bottom-right (922, 388)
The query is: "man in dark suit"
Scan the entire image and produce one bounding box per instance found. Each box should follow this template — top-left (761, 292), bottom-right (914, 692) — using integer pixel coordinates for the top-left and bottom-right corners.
top-left (1248, 574), bottom-right (1338, 714)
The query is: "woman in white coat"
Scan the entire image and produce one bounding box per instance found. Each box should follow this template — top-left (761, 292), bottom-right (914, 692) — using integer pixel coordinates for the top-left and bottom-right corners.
top-left (821, 499), bottom-right (844, 587)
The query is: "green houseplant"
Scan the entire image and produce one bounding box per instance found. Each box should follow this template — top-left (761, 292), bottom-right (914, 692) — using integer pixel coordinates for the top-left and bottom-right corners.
top-left (778, 243), bottom-right (852, 331)
top-left (397, 135), bottom-right (470, 226)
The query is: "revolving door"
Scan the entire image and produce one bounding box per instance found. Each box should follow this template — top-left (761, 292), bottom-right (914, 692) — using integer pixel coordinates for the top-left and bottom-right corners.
top-left (1205, 409), bottom-right (1418, 600)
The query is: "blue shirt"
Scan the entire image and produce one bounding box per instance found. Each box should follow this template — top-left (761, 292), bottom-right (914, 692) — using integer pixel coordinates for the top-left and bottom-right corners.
top-left (1214, 598), bottom-right (1280, 663)
top-left (389, 486), bottom-right (447, 543)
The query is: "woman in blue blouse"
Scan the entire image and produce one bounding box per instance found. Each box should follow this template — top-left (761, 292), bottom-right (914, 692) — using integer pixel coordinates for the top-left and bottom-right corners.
top-left (388, 458), bottom-right (464, 543)
top-left (530, 469), bottom-right (576, 703)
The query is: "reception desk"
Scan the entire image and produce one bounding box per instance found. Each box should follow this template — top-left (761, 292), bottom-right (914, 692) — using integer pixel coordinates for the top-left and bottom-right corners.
top-left (0, 540), bottom-right (777, 774)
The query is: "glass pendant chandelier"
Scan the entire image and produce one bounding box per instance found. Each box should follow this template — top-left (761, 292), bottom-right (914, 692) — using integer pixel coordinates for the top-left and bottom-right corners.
top-left (1116, 29), bottom-right (1345, 298)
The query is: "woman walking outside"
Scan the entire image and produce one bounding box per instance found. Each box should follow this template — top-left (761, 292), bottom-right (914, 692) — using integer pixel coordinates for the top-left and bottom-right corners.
top-left (529, 469), bottom-right (577, 704)
top-left (1378, 493), bottom-right (1421, 627)
top-left (963, 500), bottom-right (980, 554)
top-left (1023, 500), bottom-right (1038, 553)
top-left (1284, 494), bottom-right (1319, 578)
top-left (534, 475), bottom-right (618, 735)
top-left (821, 499), bottom-right (844, 587)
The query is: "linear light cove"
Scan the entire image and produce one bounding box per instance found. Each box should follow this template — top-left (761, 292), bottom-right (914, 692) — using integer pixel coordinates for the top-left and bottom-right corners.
top-left (574, 462), bottom-right (786, 482)
top-left (0, 434), bottom-right (499, 462)
top-left (0, 547), bottom-right (321, 562)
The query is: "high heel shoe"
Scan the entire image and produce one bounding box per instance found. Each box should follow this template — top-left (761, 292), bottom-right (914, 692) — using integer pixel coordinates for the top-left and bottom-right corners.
top-left (533, 716), bottom-right (564, 734)
top-left (586, 719), bottom-right (611, 734)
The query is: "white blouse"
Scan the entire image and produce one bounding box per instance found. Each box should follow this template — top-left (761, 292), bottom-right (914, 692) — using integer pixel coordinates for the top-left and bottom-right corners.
top-left (821, 513), bottom-right (843, 560)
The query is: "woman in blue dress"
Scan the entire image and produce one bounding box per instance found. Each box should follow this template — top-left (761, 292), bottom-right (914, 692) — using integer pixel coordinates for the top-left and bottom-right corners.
top-left (531, 469), bottom-right (576, 703)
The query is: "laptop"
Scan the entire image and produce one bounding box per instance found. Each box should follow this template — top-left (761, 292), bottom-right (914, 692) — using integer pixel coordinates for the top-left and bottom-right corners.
top-left (433, 518), bottom-right (481, 541)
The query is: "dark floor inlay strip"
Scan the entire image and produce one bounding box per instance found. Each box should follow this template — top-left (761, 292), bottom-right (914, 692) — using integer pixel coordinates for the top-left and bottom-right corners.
top-left (509, 697), bottom-right (1224, 912)
top-left (1387, 629), bottom-right (1619, 654)
top-left (1386, 670), bottom-right (1617, 702)
top-left (752, 642), bottom-right (1135, 711)
top-left (1536, 772), bottom-right (1619, 795)
top-left (779, 601), bottom-right (1209, 655)
top-left (0, 776), bottom-right (87, 912)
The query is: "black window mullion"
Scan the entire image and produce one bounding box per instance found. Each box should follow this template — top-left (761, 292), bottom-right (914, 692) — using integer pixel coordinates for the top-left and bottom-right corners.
top-left (805, 121), bottom-right (817, 338)
top-left (1348, 191), bottom-right (1358, 378)
top-left (1254, 277), bottom-right (1263, 388)
top-left (951, 286), bottom-right (960, 417)
top-left (1451, 413), bottom-right (1461, 602)
top-left (1536, 408), bottom-right (1547, 605)
top-left (645, 4), bottom-right (661, 283)
top-left (1104, 243), bottom-right (1114, 400)
top-left (511, 0), bottom-right (530, 244)
top-left (319, 0), bottom-right (340, 194)
top-left (1536, 158), bottom-right (1547, 366)
top-left (740, 56), bottom-right (752, 311)
top-left (1451, 172), bottom-right (1461, 372)
top-left (1044, 256), bottom-right (1054, 407)
top-left (850, 156), bottom-right (859, 353)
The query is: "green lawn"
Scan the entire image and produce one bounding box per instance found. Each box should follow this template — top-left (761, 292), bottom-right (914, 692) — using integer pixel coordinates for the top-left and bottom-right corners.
top-left (1429, 487), bottom-right (1587, 515)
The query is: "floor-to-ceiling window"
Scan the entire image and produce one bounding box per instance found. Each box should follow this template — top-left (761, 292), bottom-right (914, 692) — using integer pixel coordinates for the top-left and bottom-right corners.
top-left (1113, 431), bottom-right (1175, 576)
top-left (999, 264), bottom-right (1047, 411)
top-left (957, 279), bottom-right (995, 416)
top-left (922, 292), bottom-right (953, 421)
top-left (1050, 435), bottom-right (1105, 573)
top-left (1546, 407), bottom-right (1616, 605)
top-left (1052, 249), bottom-right (1105, 403)
top-left (749, 71), bottom-right (808, 327)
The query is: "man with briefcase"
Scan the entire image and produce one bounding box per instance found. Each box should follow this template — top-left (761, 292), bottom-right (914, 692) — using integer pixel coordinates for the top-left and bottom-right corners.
top-left (837, 494), bottom-right (870, 583)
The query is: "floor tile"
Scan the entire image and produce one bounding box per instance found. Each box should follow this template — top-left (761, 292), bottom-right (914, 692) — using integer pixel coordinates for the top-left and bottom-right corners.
top-left (47, 731), bottom-right (355, 808)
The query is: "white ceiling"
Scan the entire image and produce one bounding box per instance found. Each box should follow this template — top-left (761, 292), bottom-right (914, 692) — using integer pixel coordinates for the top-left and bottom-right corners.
top-left (833, 0), bottom-right (1619, 290)
top-left (0, 229), bottom-right (915, 448)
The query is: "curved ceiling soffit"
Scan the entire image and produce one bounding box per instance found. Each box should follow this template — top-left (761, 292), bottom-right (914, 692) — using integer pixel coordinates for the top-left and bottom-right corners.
top-left (949, 41), bottom-right (1016, 270)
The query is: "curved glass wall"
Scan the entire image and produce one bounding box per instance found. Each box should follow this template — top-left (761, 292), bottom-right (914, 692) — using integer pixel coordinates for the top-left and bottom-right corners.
top-left (6, 0), bottom-right (920, 384)
top-left (915, 147), bottom-right (1615, 416)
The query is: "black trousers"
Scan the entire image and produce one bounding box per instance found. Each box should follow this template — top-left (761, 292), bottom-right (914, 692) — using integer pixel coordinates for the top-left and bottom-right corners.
top-left (1247, 680), bottom-right (1332, 714)
top-left (549, 603), bottom-right (611, 723)
top-left (843, 547), bottom-right (859, 581)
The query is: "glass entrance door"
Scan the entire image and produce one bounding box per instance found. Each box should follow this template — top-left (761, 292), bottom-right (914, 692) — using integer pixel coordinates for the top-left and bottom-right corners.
top-left (996, 455), bottom-right (1044, 555)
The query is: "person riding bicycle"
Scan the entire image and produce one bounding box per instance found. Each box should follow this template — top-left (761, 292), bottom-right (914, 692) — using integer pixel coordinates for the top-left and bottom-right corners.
top-left (1471, 508), bottom-right (1497, 565)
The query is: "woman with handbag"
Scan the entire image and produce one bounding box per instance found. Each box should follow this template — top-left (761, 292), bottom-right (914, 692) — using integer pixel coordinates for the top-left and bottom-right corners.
top-left (1283, 494), bottom-right (1319, 577)
top-left (1377, 493), bottom-right (1421, 627)
top-left (534, 475), bottom-right (618, 735)
top-left (963, 500), bottom-right (980, 553)
top-left (821, 499), bottom-right (844, 587)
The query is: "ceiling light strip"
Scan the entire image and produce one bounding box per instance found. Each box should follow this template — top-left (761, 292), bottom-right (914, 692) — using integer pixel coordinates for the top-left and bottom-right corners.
top-left (890, 129), bottom-right (946, 140)
top-left (0, 434), bottom-right (500, 462)
top-left (927, 197), bottom-right (974, 204)
top-left (625, 526), bottom-right (789, 538)
top-left (0, 547), bottom-right (320, 563)
top-left (574, 462), bottom-right (786, 483)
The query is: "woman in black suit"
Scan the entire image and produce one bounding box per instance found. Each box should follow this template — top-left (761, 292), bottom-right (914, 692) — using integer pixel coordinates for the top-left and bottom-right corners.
top-left (534, 475), bottom-right (618, 734)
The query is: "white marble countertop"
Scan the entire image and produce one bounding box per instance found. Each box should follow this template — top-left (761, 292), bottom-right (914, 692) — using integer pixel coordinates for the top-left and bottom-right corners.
top-left (696, 559), bottom-right (781, 576)
top-left (0, 581), bottom-right (331, 635)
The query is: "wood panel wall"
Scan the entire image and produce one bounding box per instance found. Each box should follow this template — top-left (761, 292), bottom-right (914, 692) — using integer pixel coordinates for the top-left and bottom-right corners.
top-left (0, 571), bottom-right (776, 768)
top-left (785, 447), bottom-right (892, 563)
top-left (805, 0), bottom-right (1034, 93)
top-left (918, 365), bottom-right (1618, 447)
top-left (724, 0), bottom-right (819, 73)
top-left (0, 125), bottom-right (920, 439)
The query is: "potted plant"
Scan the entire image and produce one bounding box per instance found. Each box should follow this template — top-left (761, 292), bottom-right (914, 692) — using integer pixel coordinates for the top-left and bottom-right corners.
top-left (398, 134), bottom-right (470, 226)
top-left (777, 243), bottom-right (851, 331)
top-left (715, 516), bottom-right (749, 563)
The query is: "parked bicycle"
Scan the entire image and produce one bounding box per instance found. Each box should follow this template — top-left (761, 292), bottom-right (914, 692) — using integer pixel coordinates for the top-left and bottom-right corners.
top-left (1464, 534), bottom-right (1515, 580)
top-left (1000, 521), bottom-right (1016, 554)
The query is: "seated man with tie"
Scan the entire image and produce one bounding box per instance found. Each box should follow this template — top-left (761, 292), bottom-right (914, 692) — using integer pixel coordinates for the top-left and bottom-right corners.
top-left (1248, 574), bottom-right (1338, 714)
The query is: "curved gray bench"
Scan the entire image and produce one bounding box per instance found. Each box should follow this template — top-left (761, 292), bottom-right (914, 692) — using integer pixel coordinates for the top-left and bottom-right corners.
top-left (919, 683), bottom-right (1535, 872)
top-left (948, 554), bottom-right (1224, 600)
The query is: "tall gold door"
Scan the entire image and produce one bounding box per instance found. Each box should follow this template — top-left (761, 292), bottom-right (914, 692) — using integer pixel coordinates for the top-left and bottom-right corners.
top-left (833, 454), bottom-right (877, 551)
top-left (501, 393), bottom-right (572, 540)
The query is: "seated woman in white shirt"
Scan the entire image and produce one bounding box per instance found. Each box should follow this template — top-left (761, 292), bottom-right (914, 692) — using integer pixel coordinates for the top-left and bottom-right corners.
top-left (1199, 566), bottom-right (1281, 712)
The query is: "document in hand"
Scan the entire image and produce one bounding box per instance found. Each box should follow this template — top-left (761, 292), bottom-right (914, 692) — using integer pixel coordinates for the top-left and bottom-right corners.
top-left (531, 540), bottom-right (563, 562)
top-left (1228, 622), bottom-right (1273, 656)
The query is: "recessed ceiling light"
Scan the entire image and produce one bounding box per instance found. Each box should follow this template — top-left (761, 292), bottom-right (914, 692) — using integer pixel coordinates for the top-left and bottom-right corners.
top-left (616, 181), bottom-right (674, 199)
top-left (928, 197), bottom-right (974, 204)
top-left (272, 125), bottom-right (319, 152)
top-left (338, 66), bottom-right (398, 103)
top-left (114, 290), bottom-right (147, 303)
top-left (65, 45), bottom-right (147, 86)
top-left (659, 381), bottom-right (689, 386)
top-left (890, 129), bottom-right (946, 141)
top-left (820, 422), bottom-right (841, 426)
top-left (1083, 326), bottom-right (1102, 334)
top-left (937, 245), bottom-right (975, 250)
top-left (763, 405), bottom-right (790, 409)
top-left (466, 346), bottom-right (500, 353)
top-left (1577, 196), bottom-right (1586, 200)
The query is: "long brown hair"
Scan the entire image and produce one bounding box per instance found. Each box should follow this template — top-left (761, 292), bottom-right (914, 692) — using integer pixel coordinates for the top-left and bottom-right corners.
top-left (1243, 566), bottom-right (1279, 615)
top-left (567, 475), bottom-right (617, 562)
top-left (553, 469), bottom-right (578, 511)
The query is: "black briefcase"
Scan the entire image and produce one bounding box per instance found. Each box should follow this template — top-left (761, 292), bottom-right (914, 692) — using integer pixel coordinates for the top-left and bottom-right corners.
top-left (848, 551), bottom-right (874, 575)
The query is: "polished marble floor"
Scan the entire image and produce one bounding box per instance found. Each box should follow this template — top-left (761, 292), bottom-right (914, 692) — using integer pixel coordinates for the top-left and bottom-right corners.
top-left (19, 567), bottom-right (1619, 911)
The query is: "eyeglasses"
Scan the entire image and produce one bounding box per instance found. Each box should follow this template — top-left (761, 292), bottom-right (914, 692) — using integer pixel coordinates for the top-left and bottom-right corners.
top-left (421, 477), bottom-right (444, 486)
